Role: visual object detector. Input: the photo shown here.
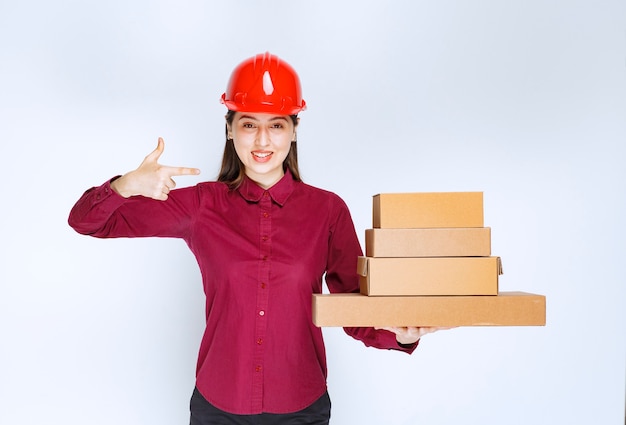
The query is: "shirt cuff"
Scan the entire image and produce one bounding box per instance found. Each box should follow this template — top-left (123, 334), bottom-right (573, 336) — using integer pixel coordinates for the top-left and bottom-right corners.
top-left (90, 176), bottom-right (128, 208)
top-left (377, 328), bottom-right (419, 354)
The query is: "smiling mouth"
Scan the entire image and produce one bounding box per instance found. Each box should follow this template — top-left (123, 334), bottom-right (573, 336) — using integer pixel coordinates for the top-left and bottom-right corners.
top-left (253, 151), bottom-right (273, 159)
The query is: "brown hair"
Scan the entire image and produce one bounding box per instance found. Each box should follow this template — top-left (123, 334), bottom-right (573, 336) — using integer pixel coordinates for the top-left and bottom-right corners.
top-left (217, 110), bottom-right (302, 190)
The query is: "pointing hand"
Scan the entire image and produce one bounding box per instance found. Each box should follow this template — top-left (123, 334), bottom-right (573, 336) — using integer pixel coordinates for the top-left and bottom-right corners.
top-left (111, 137), bottom-right (201, 201)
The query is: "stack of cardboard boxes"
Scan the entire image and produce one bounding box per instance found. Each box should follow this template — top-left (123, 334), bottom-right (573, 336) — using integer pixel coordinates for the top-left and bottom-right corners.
top-left (312, 192), bottom-right (546, 327)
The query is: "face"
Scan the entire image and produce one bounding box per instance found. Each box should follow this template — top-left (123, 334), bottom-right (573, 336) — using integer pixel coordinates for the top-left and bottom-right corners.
top-left (227, 112), bottom-right (297, 189)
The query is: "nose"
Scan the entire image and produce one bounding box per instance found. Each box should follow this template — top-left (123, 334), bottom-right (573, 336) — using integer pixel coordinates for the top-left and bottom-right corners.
top-left (256, 126), bottom-right (270, 147)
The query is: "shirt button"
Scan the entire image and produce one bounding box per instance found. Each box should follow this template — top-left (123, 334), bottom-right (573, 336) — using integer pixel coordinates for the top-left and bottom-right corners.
top-left (257, 338), bottom-right (263, 345)
top-left (261, 235), bottom-right (268, 242)
top-left (262, 212), bottom-right (269, 218)
top-left (255, 366), bottom-right (262, 372)
top-left (260, 282), bottom-right (266, 289)
top-left (259, 310), bottom-right (265, 316)
top-left (263, 192), bottom-right (269, 197)
top-left (262, 255), bottom-right (268, 261)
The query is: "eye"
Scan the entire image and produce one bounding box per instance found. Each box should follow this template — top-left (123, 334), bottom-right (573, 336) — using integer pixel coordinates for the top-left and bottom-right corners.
top-left (241, 122), bottom-right (255, 129)
top-left (271, 123), bottom-right (284, 129)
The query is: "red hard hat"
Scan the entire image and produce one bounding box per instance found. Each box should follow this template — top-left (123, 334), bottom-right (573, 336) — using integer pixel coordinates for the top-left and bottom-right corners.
top-left (221, 52), bottom-right (306, 114)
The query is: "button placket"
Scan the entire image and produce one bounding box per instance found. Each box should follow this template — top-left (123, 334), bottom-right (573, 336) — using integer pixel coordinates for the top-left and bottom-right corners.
top-left (251, 190), bottom-right (272, 408)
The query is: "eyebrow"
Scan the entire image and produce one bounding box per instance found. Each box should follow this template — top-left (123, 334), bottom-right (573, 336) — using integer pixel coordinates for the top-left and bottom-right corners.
top-left (238, 115), bottom-right (289, 122)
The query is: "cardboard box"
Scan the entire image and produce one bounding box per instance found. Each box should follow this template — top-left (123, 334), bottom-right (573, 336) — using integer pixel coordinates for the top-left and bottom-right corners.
top-left (358, 256), bottom-right (501, 296)
top-left (373, 192), bottom-right (484, 229)
top-left (312, 292), bottom-right (546, 327)
top-left (365, 227), bottom-right (492, 257)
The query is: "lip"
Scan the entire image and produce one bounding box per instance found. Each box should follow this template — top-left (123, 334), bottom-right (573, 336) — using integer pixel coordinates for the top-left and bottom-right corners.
top-left (252, 151), bottom-right (273, 163)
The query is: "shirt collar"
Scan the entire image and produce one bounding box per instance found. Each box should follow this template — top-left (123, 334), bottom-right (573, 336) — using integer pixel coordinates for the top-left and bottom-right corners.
top-left (237, 169), bottom-right (296, 206)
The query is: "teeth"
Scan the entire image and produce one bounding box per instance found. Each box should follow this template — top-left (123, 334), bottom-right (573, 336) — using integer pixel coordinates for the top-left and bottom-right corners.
top-left (253, 152), bottom-right (272, 158)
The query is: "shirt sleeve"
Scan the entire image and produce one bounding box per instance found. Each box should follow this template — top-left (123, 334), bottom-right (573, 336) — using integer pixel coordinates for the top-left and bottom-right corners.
top-left (325, 195), bottom-right (417, 354)
top-left (68, 177), bottom-right (199, 239)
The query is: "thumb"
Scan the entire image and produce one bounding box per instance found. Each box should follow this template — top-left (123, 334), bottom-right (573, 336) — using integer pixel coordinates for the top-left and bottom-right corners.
top-left (143, 137), bottom-right (165, 164)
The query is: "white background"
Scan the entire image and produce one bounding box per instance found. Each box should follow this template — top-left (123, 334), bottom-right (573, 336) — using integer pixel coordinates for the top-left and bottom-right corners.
top-left (1, 1), bottom-right (625, 424)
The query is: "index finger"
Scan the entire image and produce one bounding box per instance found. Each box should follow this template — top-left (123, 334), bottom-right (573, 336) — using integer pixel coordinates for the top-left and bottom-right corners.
top-left (162, 165), bottom-right (201, 177)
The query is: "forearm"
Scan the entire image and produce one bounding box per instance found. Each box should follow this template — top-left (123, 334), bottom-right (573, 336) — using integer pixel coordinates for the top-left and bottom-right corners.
top-left (343, 326), bottom-right (419, 354)
top-left (68, 178), bottom-right (128, 236)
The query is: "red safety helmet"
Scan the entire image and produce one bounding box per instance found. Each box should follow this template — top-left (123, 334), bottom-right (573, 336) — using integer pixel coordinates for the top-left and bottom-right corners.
top-left (221, 52), bottom-right (306, 114)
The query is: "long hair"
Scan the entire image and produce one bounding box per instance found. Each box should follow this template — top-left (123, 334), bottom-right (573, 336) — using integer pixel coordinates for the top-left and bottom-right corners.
top-left (218, 110), bottom-right (302, 190)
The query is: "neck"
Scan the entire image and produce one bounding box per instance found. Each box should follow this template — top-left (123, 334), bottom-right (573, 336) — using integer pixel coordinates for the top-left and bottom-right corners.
top-left (246, 169), bottom-right (285, 189)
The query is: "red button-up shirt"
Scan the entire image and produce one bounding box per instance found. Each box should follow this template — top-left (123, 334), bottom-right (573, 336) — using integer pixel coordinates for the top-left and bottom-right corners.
top-left (68, 170), bottom-right (415, 415)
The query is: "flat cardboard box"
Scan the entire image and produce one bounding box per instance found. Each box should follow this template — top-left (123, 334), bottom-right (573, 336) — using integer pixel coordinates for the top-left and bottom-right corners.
top-left (312, 292), bottom-right (546, 327)
top-left (358, 256), bottom-right (501, 296)
top-left (373, 192), bottom-right (484, 229)
top-left (365, 227), bottom-right (491, 257)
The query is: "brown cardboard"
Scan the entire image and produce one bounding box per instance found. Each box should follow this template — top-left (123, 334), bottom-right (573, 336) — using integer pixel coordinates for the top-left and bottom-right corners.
top-left (312, 292), bottom-right (546, 327)
top-left (365, 227), bottom-right (491, 257)
top-left (358, 256), bottom-right (501, 296)
top-left (373, 192), bottom-right (484, 229)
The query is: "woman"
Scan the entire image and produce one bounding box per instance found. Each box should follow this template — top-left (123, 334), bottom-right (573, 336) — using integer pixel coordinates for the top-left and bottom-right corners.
top-left (69, 52), bottom-right (437, 424)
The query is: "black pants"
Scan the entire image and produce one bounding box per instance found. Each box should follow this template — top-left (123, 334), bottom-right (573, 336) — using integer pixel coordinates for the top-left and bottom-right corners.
top-left (189, 387), bottom-right (331, 425)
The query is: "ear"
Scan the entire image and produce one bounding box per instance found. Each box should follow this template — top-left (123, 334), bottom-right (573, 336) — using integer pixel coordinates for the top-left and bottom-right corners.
top-left (292, 117), bottom-right (299, 142)
top-left (225, 116), bottom-right (233, 139)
